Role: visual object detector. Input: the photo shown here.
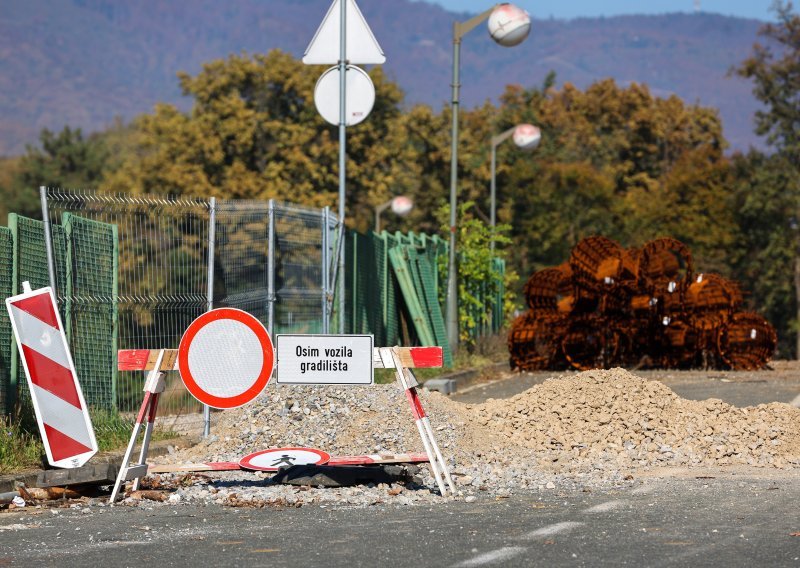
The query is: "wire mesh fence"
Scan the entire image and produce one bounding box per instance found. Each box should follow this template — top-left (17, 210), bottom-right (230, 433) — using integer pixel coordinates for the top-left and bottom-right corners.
top-left (38, 188), bottom-right (338, 418)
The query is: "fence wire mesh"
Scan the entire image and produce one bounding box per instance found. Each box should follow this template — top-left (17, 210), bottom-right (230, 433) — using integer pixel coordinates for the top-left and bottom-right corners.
top-left (37, 189), bottom-right (339, 419)
top-left (44, 189), bottom-right (212, 417)
top-left (0, 227), bottom-right (13, 415)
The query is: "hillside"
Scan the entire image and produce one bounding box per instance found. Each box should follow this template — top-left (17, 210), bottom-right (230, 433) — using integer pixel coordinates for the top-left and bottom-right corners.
top-left (0, 0), bottom-right (765, 155)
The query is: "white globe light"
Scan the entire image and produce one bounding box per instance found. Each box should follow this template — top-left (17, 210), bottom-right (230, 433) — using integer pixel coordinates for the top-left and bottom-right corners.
top-left (512, 123), bottom-right (541, 151)
top-left (390, 196), bottom-right (414, 216)
top-left (488, 3), bottom-right (531, 47)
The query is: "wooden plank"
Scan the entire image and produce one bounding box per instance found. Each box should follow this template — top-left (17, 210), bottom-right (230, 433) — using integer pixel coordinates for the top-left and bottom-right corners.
top-left (118, 349), bottom-right (178, 371)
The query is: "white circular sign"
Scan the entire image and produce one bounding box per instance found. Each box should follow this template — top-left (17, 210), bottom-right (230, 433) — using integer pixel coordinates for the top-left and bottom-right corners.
top-left (314, 65), bottom-right (376, 127)
top-left (178, 308), bottom-right (274, 409)
top-left (239, 447), bottom-right (331, 472)
top-left (488, 3), bottom-right (531, 47)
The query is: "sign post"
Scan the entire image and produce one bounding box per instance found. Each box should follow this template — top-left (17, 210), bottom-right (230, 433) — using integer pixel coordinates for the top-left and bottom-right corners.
top-left (304, 0), bottom-right (385, 333)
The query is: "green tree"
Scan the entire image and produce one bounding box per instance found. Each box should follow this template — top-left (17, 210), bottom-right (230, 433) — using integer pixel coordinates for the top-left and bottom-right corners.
top-left (729, 151), bottom-right (798, 356)
top-left (736, 1), bottom-right (800, 357)
top-left (0, 126), bottom-right (111, 219)
top-left (438, 201), bottom-right (515, 350)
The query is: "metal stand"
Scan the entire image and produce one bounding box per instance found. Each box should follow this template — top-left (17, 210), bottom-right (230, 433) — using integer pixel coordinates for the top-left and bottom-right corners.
top-left (109, 350), bottom-right (166, 503)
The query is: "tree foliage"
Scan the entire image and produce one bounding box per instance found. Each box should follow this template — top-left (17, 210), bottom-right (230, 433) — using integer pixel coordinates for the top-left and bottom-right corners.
top-left (2, 44), bottom-right (798, 355)
top-left (735, 1), bottom-right (800, 356)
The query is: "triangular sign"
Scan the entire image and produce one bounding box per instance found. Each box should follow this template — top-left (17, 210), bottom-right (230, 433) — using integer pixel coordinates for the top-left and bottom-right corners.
top-left (303, 0), bottom-right (386, 65)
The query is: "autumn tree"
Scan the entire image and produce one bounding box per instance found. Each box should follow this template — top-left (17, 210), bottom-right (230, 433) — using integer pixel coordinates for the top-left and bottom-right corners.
top-left (105, 50), bottom-right (418, 231)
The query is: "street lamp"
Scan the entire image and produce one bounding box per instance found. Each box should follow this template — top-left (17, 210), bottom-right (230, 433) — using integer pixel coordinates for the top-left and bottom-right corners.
top-left (446, 3), bottom-right (532, 352)
top-left (375, 195), bottom-right (414, 233)
top-left (489, 123), bottom-right (541, 253)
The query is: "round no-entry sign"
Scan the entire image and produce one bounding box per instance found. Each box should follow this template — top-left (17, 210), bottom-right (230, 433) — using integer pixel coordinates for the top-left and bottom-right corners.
top-left (178, 308), bottom-right (274, 409)
top-left (239, 447), bottom-right (331, 472)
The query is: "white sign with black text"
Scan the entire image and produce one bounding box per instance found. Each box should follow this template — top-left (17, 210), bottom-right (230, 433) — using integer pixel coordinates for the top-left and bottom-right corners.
top-left (276, 334), bottom-right (374, 385)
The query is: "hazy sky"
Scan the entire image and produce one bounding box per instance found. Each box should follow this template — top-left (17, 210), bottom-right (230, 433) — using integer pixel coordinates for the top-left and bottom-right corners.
top-left (424, 0), bottom-right (776, 21)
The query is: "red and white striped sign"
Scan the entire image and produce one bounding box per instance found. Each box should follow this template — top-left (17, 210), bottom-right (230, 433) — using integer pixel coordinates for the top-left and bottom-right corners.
top-left (6, 286), bottom-right (97, 468)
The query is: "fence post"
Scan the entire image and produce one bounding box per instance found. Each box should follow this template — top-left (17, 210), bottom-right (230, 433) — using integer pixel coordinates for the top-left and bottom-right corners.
top-left (202, 197), bottom-right (216, 438)
top-left (267, 199), bottom-right (276, 341)
top-left (322, 206), bottom-right (330, 334)
top-left (39, 187), bottom-right (58, 297)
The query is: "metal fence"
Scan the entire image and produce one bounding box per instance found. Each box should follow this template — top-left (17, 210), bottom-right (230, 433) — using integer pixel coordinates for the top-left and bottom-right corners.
top-left (41, 188), bottom-right (338, 417)
top-left (0, 187), bottom-right (504, 421)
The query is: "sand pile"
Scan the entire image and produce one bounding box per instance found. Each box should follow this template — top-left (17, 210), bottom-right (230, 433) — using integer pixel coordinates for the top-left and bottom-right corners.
top-left (470, 368), bottom-right (800, 469)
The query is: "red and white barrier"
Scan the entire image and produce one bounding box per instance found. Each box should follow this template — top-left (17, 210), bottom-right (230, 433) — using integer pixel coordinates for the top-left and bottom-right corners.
top-left (379, 347), bottom-right (456, 496)
top-left (5, 284), bottom-right (97, 468)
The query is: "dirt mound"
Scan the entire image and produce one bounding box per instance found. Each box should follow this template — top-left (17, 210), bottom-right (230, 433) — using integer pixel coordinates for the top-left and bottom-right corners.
top-left (470, 368), bottom-right (800, 469)
top-left (168, 368), bottom-right (800, 494)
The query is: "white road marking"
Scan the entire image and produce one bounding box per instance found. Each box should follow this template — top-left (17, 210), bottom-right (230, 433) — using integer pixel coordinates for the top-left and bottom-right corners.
top-left (523, 521), bottom-right (584, 539)
top-left (790, 393), bottom-right (800, 408)
top-left (453, 546), bottom-right (527, 567)
top-left (584, 500), bottom-right (626, 513)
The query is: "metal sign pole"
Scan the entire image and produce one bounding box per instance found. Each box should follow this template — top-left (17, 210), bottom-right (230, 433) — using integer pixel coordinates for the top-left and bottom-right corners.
top-left (338, 0), bottom-right (347, 335)
top-left (39, 187), bottom-right (58, 297)
top-left (203, 197), bottom-right (216, 438)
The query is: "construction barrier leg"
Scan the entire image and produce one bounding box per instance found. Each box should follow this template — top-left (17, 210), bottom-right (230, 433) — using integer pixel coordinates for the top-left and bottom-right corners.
top-left (109, 350), bottom-right (166, 504)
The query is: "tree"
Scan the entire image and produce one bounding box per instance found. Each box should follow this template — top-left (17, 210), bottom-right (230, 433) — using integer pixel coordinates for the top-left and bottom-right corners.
top-left (0, 126), bottom-right (111, 219)
top-left (104, 50), bottom-right (418, 231)
top-left (736, 1), bottom-right (800, 357)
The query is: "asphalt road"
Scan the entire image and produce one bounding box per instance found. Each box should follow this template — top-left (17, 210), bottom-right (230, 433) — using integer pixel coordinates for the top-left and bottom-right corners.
top-left (1, 471), bottom-right (799, 567)
top-left (2, 367), bottom-right (798, 567)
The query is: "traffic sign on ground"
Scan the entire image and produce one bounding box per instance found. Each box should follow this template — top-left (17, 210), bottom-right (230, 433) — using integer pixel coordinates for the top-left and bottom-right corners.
top-left (239, 448), bottom-right (331, 472)
top-left (6, 284), bottom-right (98, 468)
top-left (178, 308), bottom-right (274, 409)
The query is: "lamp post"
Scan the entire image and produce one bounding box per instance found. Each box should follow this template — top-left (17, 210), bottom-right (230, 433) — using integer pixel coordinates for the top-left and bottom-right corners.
top-left (489, 123), bottom-right (541, 253)
top-left (446, 3), bottom-right (531, 352)
top-left (375, 195), bottom-right (414, 233)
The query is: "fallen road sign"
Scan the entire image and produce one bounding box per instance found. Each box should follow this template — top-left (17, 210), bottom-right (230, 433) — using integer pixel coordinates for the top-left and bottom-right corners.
top-left (5, 284), bottom-right (98, 468)
top-left (239, 447), bottom-right (331, 472)
top-left (178, 308), bottom-right (274, 409)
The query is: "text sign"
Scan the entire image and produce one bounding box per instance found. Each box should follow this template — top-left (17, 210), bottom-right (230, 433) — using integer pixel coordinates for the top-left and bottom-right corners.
top-left (276, 334), bottom-right (373, 385)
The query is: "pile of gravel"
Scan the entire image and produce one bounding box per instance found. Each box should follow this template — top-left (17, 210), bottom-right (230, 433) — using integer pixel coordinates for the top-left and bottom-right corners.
top-left (471, 368), bottom-right (800, 470)
top-left (127, 368), bottom-right (799, 508)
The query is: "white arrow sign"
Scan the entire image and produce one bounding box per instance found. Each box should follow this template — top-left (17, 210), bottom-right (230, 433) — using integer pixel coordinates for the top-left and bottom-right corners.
top-left (303, 0), bottom-right (386, 65)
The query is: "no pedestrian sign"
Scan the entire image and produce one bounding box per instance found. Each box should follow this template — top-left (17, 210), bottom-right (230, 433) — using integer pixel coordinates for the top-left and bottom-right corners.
top-left (276, 334), bottom-right (373, 385)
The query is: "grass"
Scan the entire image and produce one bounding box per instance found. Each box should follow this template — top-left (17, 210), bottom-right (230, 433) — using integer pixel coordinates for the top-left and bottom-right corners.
top-left (0, 407), bottom-right (177, 475)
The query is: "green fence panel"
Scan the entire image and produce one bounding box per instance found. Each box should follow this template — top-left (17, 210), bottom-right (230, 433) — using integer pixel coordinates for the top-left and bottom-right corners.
top-left (0, 227), bottom-right (14, 414)
top-left (388, 246), bottom-right (435, 347)
top-left (407, 247), bottom-right (453, 367)
top-left (63, 213), bottom-right (118, 410)
top-left (9, 214), bottom-right (67, 407)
